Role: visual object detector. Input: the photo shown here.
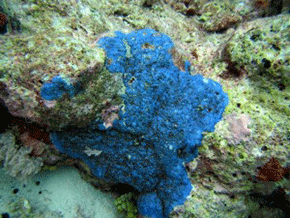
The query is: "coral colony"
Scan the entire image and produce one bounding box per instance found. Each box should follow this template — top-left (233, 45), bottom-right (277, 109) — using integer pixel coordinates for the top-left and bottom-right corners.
top-left (41, 29), bottom-right (229, 218)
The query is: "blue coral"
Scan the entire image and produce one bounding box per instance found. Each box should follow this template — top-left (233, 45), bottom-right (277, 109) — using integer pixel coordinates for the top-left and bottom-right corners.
top-left (49, 29), bottom-right (229, 218)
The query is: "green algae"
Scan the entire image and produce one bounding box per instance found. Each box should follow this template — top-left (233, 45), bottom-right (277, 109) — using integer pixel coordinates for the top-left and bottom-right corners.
top-left (114, 193), bottom-right (138, 218)
top-left (225, 15), bottom-right (290, 86)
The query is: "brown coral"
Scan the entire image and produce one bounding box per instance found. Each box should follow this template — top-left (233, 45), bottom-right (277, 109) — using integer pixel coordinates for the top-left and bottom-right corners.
top-left (254, 0), bottom-right (270, 10)
top-left (256, 157), bottom-right (290, 182)
top-left (20, 132), bottom-right (47, 157)
top-left (11, 117), bottom-right (51, 144)
top-left (0, 12), bottom-right (7, 26)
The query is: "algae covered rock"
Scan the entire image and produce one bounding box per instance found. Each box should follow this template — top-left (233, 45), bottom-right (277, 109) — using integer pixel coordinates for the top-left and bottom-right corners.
top-left (224, 14), bottom-right (290, 86)
top-left (197, 1), bottom-right (242, 32)
top-left (0, 0), bottom-right (125, 130)
top-left (172, 13), bottom-right (290, 218)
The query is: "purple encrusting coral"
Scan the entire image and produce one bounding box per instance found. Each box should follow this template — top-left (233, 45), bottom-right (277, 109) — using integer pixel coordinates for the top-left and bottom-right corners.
top-left (46, 29), bottom-right (229, 217)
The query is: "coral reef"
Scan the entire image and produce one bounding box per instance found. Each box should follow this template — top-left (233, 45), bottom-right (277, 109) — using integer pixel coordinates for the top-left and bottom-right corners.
top-left (0, 0), bottom-right (289, 217)
top-left (172, 13), bottom-right (290, 218)
top-left (49, 29), bottom-right (228, 217)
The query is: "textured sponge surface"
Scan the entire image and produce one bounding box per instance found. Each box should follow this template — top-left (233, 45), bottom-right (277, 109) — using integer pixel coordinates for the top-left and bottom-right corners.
top-left (40, 76), bottom-right (75, 101)
top-left (50, 29), bottom-right (229, 218)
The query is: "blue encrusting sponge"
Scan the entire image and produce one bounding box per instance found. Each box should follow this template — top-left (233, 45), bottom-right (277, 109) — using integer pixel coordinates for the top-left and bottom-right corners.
top-left (40, 76), bottom-right (75, 100)
top-left (48, 29), bottom-right (229, 218)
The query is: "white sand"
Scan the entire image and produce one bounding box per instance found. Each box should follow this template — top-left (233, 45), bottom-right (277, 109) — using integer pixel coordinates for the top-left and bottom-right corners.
top-left (0, 166), bottom-right (122, 218)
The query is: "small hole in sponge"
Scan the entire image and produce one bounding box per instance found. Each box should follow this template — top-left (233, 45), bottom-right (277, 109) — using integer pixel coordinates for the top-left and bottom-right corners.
top-left (262, 58), bottom-right (271, 69)
top-left (1, 213), bottom-right (10, 218)
top-left (111, 183), bottom-right (139, 195)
